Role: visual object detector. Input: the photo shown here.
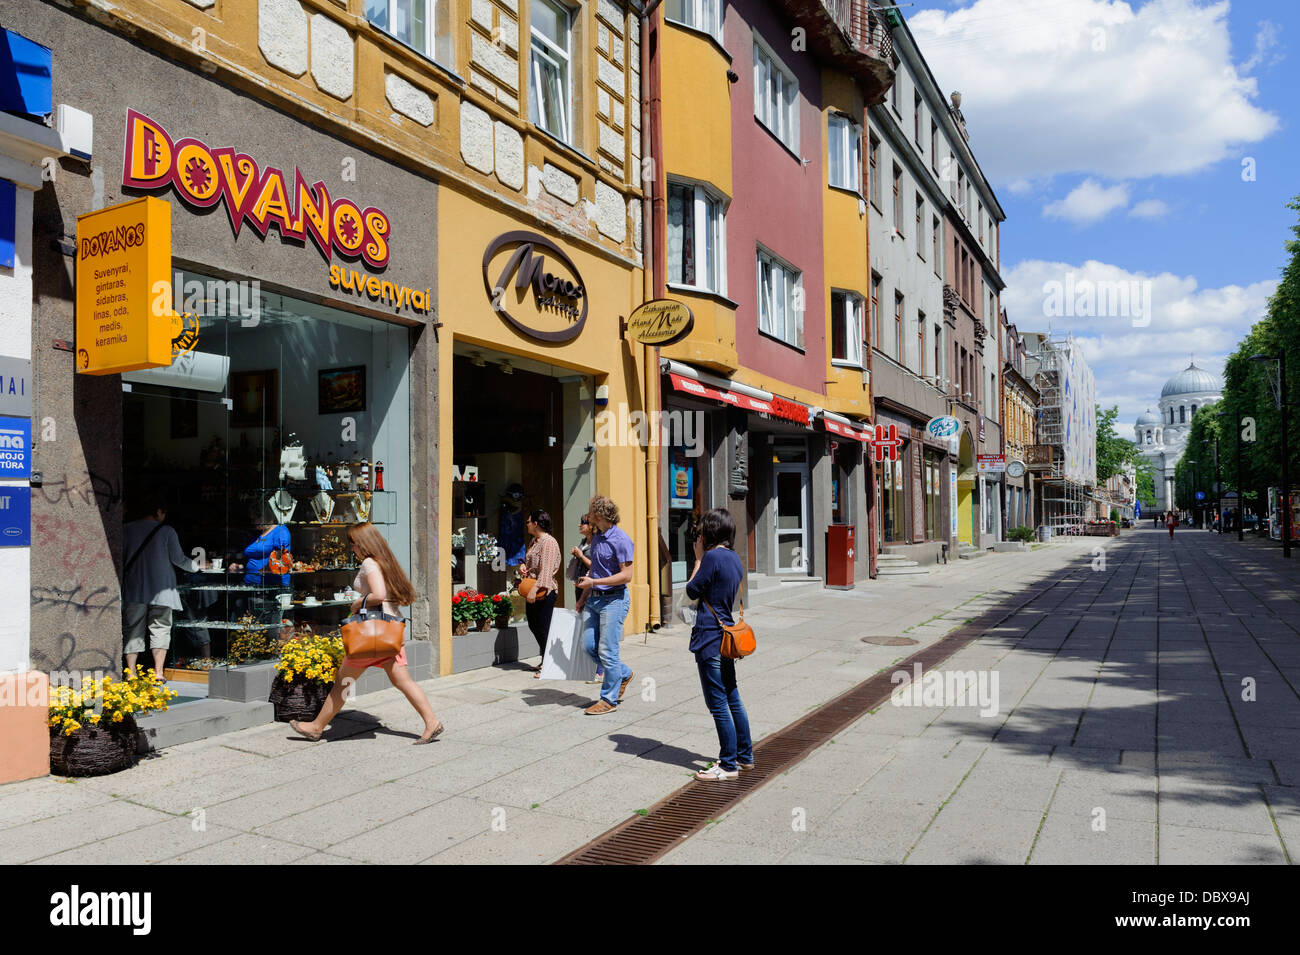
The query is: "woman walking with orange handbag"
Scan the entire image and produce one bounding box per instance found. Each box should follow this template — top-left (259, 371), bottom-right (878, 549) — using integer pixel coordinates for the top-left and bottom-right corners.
top-left (290, 523), bottom-right (443, 744)
top-left (685, 507), bottom-right (751, 781)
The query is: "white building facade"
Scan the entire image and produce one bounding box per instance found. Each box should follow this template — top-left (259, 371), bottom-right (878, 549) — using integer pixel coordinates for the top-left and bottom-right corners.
top-left (1134, 362), bottom-right (1224, 512)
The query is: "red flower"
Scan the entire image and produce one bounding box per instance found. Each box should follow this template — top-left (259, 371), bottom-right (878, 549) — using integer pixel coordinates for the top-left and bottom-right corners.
top-left (452, 594), bottom-right (462, 604)
top-left (492, 595), bottom-right (502, 603)
top-left (474, 595), bottom-right (484, 603)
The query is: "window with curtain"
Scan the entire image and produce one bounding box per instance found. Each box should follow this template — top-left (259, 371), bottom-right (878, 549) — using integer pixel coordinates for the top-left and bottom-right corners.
top-left (530, 0), bottom-right (573, 143)
top-left (366, 0), bottom-right (440, 59)
top-left (666, 179), bottom-right (726, 293)
top-left (757, 248), bottom-right (802, 349)
top-left (666, 0), bottom-right (722, 42)
top-left (831, 290), bottom-right (864, 366)
top-left (753, 35), bottom-right (799, 153)
top-left (868, 134), bottom-right (880, 207)
top-left (827, 114), bottom-right (861, 191)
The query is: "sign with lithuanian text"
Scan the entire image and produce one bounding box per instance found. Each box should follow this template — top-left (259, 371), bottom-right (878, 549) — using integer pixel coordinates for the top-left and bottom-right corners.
top-left (627, 299), bottom-right (693, 347)
top-left (75, 196), bottom-right (175, 375)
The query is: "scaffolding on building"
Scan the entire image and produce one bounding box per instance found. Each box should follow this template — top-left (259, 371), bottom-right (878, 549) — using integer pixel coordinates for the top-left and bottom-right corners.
top-left (1029, 336), bottom-right (1094, 534)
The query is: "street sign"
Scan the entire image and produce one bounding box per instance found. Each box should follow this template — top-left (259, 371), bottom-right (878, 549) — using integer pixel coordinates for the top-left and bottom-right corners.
top-left (0, 486), bottom-right (30, 546)
top-left (0, 357), bottom-right (32, 416)
top-left (0, 415), bottom-right (31, 479)
top-left (977, 454), bottom-right (1006, 473)
top-left (1195, 490), bottom-right (1206, 502)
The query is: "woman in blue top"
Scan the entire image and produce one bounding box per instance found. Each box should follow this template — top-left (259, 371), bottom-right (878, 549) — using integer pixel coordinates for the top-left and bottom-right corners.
top-left (684, 507), bottom-right (752, 781)
top-left (243, 513), bottom-right (291, 588)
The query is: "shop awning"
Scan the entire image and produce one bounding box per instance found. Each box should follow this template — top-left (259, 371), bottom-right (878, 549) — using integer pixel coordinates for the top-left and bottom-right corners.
top-left (820, 410), bottom-right (872, 443)
top-left (662, 359), bottom-right (811, 426)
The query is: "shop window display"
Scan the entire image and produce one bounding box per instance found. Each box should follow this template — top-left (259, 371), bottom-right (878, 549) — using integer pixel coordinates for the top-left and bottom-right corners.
top-left (121, 273), bottom-right (411, 676)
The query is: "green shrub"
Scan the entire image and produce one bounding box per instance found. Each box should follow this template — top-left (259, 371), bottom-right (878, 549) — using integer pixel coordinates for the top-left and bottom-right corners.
top-left (1007, 525), bottom-right (1036, 543)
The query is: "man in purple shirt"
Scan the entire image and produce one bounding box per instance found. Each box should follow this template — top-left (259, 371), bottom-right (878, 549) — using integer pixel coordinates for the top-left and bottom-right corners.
top-left (576, 494), bottom-right (635, 714)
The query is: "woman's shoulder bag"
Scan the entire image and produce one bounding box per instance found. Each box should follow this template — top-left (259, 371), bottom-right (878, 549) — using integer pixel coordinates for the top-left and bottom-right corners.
top-left (341, 591), bottom-right (405, 658)
top-left (702, 598), bottom-right (756, 660)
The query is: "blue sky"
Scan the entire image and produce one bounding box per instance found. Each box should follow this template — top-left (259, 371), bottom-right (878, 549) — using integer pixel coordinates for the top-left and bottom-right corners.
top-left (901, 0), bottom-right (1296, 429)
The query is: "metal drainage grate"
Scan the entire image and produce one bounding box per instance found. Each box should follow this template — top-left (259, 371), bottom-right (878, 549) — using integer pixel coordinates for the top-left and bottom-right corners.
top-left (554, 579), bottom-right (1057, 865)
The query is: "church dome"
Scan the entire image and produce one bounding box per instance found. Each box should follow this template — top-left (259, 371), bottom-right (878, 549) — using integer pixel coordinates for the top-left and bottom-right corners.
top-left (1136, 408), bottom-right (1160, 426)
top-left (1161, 362), bottom-right (1222, 398)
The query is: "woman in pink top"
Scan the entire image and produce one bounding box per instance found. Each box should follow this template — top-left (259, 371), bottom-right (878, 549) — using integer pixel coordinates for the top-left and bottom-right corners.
top-left (521, 509), bottom-right (561, 677)
top-left (290, 523), bottom-right (443, 744)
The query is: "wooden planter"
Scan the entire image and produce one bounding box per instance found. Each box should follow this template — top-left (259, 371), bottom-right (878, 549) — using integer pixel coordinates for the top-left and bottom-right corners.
top-left (476, 617), bottom-right (493, 631)
top-left (268, 674), bottom-right (331, 723)
top-left (49, 716), bottom-right (139, 777)
top-left (453, 620), bottom-right (470, 636)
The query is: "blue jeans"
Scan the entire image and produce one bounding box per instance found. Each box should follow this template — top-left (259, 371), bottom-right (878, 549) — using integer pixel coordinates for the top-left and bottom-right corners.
top-left (583, 587), bottom-right (632, 704)
top-left (697, 655), bottom-right (752, 771)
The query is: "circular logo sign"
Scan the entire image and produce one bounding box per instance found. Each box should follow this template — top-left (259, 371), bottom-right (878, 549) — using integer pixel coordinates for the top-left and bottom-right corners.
top-left (1195, 490), bottom-right (1206, 501)
top-left (626, 299), bottom-right (694, 346)
top-left (925, 415), bottom-right (961, 439)
top-left (483, 231), bottom-right (588, 343)
top-left (1006, 460), bottom-right (1026, 479)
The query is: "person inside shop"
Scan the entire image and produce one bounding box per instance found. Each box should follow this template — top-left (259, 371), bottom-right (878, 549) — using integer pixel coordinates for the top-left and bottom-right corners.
top-left (242, 505), bottom-right (292, 589)
top-left (290, 522), bottom-right (443, 744)
top-left (576, 495), bottom-right (635, 715)
top-left (520, 509), bottom-right (561, 678)
top-left (122, 492), bottom-right (206, 681)
top-left (498, 482), bottom-right (528, 568)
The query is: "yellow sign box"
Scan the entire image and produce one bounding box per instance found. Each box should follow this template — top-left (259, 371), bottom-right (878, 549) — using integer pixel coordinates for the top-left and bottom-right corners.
top-left (75, 196), bottom-right (175, 375)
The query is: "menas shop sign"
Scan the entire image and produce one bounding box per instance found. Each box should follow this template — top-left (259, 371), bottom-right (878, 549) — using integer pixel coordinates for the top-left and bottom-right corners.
top-left (483, 231), bottom-right (587, 343)
top-left (121, 109), bottom-right (430, 314)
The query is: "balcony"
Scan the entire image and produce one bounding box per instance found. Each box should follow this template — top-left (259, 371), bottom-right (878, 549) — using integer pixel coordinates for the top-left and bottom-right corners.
top-left (776, 0), bottom-right (895, 103)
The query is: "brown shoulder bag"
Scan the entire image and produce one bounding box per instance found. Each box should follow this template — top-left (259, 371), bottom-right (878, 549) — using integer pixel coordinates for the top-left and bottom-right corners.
top-left (702, 599), bottom-right (756, 660)
top-left (341, 592), bottom-right (406, 658)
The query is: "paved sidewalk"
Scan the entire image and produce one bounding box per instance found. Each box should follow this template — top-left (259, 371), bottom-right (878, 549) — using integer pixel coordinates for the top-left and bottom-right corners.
top-left (659, 526), bottom-right (1300, 864)
top-left (0, 538), bottom-right (1092, 864)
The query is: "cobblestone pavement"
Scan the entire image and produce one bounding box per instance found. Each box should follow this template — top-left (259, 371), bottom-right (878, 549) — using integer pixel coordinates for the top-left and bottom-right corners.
top-left (0, 537), bottom-right (1097, 867)
top-left (659, 526), bottom-right (1300, 864)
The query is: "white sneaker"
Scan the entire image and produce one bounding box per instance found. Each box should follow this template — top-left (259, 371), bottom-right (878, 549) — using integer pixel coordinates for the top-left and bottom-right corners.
top-left (694, 762), bottom-right (739, 781)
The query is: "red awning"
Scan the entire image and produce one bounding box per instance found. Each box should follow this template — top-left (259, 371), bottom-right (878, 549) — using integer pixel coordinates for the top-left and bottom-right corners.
top-left (667, 372), bottom-right (808, 424)
top-left (823, 417), bottom-right (872, 443)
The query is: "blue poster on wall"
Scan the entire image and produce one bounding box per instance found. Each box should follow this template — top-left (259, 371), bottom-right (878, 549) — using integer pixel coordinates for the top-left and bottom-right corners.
top-left (0, 415), bottom-right (31, 479)
top-left (0, 485), bottom-right (30, 546)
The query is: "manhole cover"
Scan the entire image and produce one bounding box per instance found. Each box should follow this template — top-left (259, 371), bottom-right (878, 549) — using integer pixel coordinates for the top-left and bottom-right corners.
top-left (861, 635), bottom-right (919, 646)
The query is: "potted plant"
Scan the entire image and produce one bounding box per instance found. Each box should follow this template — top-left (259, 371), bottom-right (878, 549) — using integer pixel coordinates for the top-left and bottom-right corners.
top-left (491, 591), bottom-right (515, 628)
top-left (470, 593), bottom-right (495, 631)
top-left (451, 590), bottom-right (475, 635)
top-left (269, 629), bottom-right (344, 722)
top-left (229, 613), bottom-right (283, 664)
top-left (48, 670), bottom-right (178, 777)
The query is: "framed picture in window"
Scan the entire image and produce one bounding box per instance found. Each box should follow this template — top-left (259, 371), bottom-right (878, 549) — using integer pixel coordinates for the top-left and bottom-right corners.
top-left (318, 365), bottom-right (367, 415)
top-left (230, 369), bottom-right (279, 428)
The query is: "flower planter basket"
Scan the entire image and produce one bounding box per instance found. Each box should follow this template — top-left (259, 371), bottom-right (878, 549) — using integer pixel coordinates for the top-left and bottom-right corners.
top-left (49, 717), bottom-right (139, 777)
top-left (453, 620), bottom-right (470, 636)
top-left (494, 615), bottom-right (512, 629)
top-left (477, 618), bottom-right (492, 631)
top-left (268, 674), bottom-right (331, 723)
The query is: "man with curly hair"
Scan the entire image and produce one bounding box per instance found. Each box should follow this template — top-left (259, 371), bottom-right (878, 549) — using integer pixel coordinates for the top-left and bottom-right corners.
top-left (576, 495), bottom-right (635, 714)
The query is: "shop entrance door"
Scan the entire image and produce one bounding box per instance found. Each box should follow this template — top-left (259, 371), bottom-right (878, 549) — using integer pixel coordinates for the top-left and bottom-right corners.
top-left (774, 464), bottom-right (809, 573)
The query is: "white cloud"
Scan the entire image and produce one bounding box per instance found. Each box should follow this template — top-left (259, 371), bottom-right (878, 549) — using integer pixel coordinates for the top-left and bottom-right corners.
top-left (1003, 258), bottom-right (1276, 425)
top-left (1241, 20), bottom-right (1284, 73)
top-left (1129, 198), bottom-right (1171, 218)
top-left (909, 0), bottom-right (1279, 183)
top-left (1042, 179), bottom-right (1130, 224)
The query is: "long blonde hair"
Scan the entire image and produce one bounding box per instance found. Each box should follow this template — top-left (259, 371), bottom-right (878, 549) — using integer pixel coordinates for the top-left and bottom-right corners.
top-left (347, 523), bottom-right (417, 605)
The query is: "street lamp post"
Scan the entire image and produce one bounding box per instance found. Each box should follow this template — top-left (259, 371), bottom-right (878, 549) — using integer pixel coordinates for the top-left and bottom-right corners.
top-left (1251, 353), bottom-right (1291, 559)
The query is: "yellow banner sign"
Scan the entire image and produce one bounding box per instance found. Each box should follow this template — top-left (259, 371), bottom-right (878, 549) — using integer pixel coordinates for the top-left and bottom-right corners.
top-left (75, 196), bottom-right (175, 375)
top-left (626, 299), bottom-right (694, 347)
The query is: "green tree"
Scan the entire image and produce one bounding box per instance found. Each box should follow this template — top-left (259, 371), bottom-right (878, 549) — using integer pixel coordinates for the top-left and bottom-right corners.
top-left (1096, 404), bottom-right (1144, 482)
top-left (1136, 468), bottom-right (1156, 509)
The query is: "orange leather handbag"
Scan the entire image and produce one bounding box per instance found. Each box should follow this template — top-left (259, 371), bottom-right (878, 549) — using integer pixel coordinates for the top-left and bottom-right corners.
top-left (703, 599), bottom-right (756, 660)
top-left (341, 593), bottom-right (405, 658)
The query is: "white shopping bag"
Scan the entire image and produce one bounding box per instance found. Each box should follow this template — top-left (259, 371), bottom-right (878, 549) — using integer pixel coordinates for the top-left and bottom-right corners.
top-left (539, 607), bottom-right (598, 681)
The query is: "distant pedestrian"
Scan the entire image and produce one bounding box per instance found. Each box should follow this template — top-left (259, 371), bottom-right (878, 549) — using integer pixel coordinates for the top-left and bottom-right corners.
top-left (576, 495), bottom-right (634, 715)
top-left (1154, 510), bottom-right (1162, 529)
top-left (685, 507), bottom-right (752, 781)
top-left (1166, 511), bottom-right (1179, 540)
top-left (520, 509), bottom-right (561, 678)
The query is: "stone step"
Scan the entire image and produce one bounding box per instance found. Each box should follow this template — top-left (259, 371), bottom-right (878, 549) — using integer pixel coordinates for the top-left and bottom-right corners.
top-left (957, 546), bottom-right (988, 559)
top-left (876, 553), bottom-right (915, 564)
top-left (135, 699), bottom-right (274, 753)
top-left (876, 564), bottom-right (930, 576)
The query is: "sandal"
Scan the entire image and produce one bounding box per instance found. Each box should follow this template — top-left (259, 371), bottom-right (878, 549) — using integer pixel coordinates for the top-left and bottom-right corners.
top-left (414, 722), bottom-right (445, 745)
top-left (289, 720), bottom-right (323, 742)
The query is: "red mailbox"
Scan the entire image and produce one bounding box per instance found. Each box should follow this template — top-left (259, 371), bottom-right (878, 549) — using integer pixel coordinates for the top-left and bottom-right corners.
top-left (826, 525), bottom-right (855, 590)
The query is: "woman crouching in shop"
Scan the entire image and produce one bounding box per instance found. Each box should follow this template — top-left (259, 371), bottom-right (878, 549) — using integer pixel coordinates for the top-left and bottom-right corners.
top-left (290, 523), bottom-right (444, 744)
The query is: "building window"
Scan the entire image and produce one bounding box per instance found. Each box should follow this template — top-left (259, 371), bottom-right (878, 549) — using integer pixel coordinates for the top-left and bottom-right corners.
top-left (666, 179), bottom-right (727, 294)
top-left (831, 290), bottom-right (864, 366)
top-left (917, 310), bottom-right (925, 373)
top-left (665, 0), bottom-right (722, 42)
top-left (913, 92), bottom-right (922, 144)
top-left (916, 194), bottom-right (924, 258)
top-left (366, 0), bottom-right (448, 62)
top-left (757, 247), bottom-right (802, 348)
top-left (893, 291), bottom-right (903, 361)
top-left (753, 34), bottom-right (799, 153)
top-left (932, 215), bottom-right (941, 277)
top-left (529, 0), bottom-right (573, 142)
top-left (933, 322), bottom-right (942, 380)
top-left (930, 120), bottom-right (937, 172)
top-left (868, 134), bottom-right (880, 208)
top-left (870, 272), bottom-right (881, 351)
top-left (1179, 406), bottom-right (1186, 423)
top-left (924, 449), bottom-right (943, 540)
top-left (978, 202), bottom-right (984, 245)
top-left (1191, 404), bottom-right (1197, 418)
top-left (892, 163), bottom-right (903, 234)
top-left (879, 443), bottom-right (907, 542)
top-left (827, 114), bottom-right (861, 191)
top-left (890, 53), bottom-right (900, 113)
